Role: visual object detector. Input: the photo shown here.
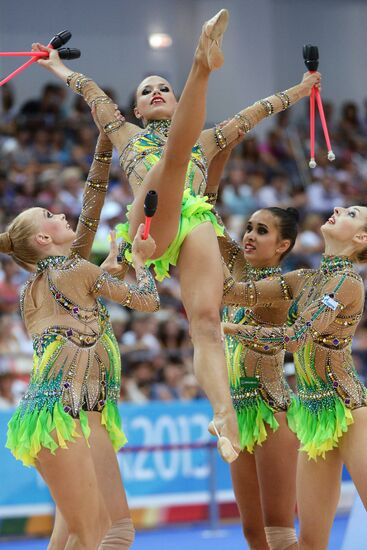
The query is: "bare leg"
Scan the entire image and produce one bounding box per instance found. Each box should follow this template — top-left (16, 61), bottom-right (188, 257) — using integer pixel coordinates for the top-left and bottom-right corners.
top-left (46, 413), bottom-right (131, 550)
top-left (128, 10), bottom-right (229, 257)
top-left (47, 508), bottom-right (68, 550)
top-left (87, 413), bottom-right (129, 520)
top-left (36, 420), bottom-right (111, 550)
top-left (339, 407), bottom-right (367, 508)
top-left (297, 448), bottom-right (342, 550)
top-left (178, 222), bottom-right (239, 456)
top-left (256, 413), bottom-right (298, 549)
top-left (230, 451), bottom-right (268, 549)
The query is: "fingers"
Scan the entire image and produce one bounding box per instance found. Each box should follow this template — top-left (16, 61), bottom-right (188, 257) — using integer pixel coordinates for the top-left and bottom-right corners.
top-left (109, 230), bottom-right (118, 253)
top-left (32, 42), bottom-right (52, 53)
top-left (146, 234), bottom-right (156, 250)
top-left (113, 104), bottom-right (125, 123)
top-left (137, 223), bottom-right (145, 239)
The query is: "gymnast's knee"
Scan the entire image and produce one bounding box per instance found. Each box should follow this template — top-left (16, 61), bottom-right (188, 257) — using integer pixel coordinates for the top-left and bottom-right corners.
top-left (98, 517), bottom-right (135, 549)
top-left (264, 526), bottom-right (297, 550)
top-left (190, 306), bottom-right (221, 341)
top-left (242, 523), bottom-right (268, 548)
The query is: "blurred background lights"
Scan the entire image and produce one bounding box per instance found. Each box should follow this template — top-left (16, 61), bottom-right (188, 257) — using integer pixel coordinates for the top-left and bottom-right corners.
top-left (149, 33), bottom-right (173, 49)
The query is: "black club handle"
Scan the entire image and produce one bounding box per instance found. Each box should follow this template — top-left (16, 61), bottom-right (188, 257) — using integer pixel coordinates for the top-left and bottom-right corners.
top-left (144, 190), bottom-right (158, 218)
top-left (49, 30), bottom-right (72, 50)
top-left (58, 48), bottom-right (81, 60)
top-left (303, 44), bottom-right (319, 72)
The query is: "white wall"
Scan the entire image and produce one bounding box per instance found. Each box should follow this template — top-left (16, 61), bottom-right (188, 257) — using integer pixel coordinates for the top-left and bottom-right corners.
top-left (1, 0), bottom-right (367, 125)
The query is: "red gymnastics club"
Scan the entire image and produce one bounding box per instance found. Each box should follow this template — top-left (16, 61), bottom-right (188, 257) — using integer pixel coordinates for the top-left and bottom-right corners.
top-left (143, 191), bottom-right (158, 240)
top-left (0, 31), bottom-right (80, 87)
top-left (303, 44), bottom-right (335, 168)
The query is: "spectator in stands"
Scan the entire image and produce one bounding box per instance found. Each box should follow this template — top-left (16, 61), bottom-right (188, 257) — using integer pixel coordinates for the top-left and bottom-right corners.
top-left (0, 372), bottom-right (17, 409)
top-left (0, 257), bottom-right (21, 314)
top-left (151, 357), bottom-right (185, 401)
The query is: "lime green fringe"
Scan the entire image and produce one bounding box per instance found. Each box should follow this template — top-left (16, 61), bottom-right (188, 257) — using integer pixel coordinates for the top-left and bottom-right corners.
top-left (286, 397), bottom-right (354, 460)
top-left (6, 400), bottom-right (127, 467)
top-left (101, 400), bottom-right (127, 451)
top-left (236, 397), bottom-right (280, 453)
top-left (116, 188), bottom-right (224, 281)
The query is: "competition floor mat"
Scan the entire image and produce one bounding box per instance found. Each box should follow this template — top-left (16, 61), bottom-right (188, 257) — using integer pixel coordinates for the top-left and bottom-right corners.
top-left (0, 516), bottom-right (349, 549)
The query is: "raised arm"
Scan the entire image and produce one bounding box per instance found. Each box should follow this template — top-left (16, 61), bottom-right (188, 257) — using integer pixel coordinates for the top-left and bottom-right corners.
top-left (204, 129), bottom-right (248, 275)
top-left (205, 126), bottom-right (245, 204)
top-left (70, 132), bottom-right (113, 259)
top-left (223, 272), bottom-right (363, 353)
top-left (200, 71), bottom-right (321, 161)
top-left (31, 43), bottom-right (140, 156)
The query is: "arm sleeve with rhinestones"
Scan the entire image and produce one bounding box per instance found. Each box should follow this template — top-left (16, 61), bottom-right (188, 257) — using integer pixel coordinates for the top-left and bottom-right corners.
top-left (200, 82), bottom-right (308, 160)
top-left (205, 139), bottom-right (234, 199)
top-left (217, 223), bottom-right (246, 276)
top-left (67, 73), bottom-right (140, 158)
top-left (70, 136), bottom-right (113, 259)
top-left (222, 271), bottom-right (296, 306)
top-left (225, 273), bottom-right (363, 353)
top-left (90, 265), bottom-right (159, 312)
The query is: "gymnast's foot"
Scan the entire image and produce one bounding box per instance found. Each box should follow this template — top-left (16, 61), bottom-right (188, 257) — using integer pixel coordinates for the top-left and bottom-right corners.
top-left (196, 8), bottom-right (229, 71)
top-left (208, 411), bottom-right (239, 463)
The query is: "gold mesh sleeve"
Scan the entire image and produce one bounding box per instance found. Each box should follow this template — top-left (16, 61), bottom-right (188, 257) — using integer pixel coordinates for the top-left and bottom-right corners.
top-left (70, 136), bottom-right (112, 259)
top-left (226, 273), bottom-right (363, 353)
top-left (200, 83), bottom-right (307, 160)
top-left (223, 273), bottom-right (293, 307)
top-left (67, 73), bottom-right (140, 158)
top-left (90, 265), bottom-right (159, 312)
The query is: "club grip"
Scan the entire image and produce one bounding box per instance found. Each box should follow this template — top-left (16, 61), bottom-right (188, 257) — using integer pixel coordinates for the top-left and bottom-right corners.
top-left (144, 190), bottom-right (158, 218)
top-left (58, 48), bottom-right (81, 60)
top-left (49, 30), bottom-right (72, 50)
top-left (303, 44), bottom-right (319, 71)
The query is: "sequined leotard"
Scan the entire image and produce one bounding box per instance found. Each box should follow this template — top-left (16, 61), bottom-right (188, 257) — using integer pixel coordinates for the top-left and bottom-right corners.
top-left (6, 137), bottom-right (159, 467)
top-left (218, 227), bottom-right (293, 452)
top-left (64, 73), bottom-right (306, 280)
top-left (223, 255), bottom-right (367, 460)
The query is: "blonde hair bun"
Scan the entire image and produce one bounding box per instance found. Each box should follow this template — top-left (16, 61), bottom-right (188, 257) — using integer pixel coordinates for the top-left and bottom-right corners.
top-left (0, 232), bottom-right (13, 254)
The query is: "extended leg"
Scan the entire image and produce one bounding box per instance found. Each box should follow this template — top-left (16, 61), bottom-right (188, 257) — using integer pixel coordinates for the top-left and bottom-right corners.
top-left (178, 222), bottom-right (239, 457)
top-left (128, 10), bottom-right (229, 257)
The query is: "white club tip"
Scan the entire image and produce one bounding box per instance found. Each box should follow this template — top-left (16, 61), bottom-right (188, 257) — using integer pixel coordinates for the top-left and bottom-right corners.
top-left (328, 151), bottom-right (336, 162)
top-left (309, 158), bottom-right (317, 169)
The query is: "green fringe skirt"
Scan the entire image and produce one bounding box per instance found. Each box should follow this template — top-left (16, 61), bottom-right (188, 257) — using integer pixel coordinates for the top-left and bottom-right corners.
top-left (116, 188), bottom-right (224, 281)
top-left (235, 394), bottom-right (281, 453)
top-left (6, 399), bottom-right (127, 467)
top-left (287, 395), bottom-right (354, 460)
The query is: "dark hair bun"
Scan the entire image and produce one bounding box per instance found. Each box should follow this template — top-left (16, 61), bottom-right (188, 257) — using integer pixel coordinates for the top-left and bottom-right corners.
top-left (286, 207), bottom-right (300, 223)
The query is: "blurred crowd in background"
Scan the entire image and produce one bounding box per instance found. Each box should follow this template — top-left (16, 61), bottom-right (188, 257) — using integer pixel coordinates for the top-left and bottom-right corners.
top-left (1, 80), bottom-right (367, 409)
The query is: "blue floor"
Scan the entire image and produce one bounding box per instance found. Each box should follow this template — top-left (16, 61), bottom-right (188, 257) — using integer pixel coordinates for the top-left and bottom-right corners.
top-left (0, 516), bottom-right (349, 549)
